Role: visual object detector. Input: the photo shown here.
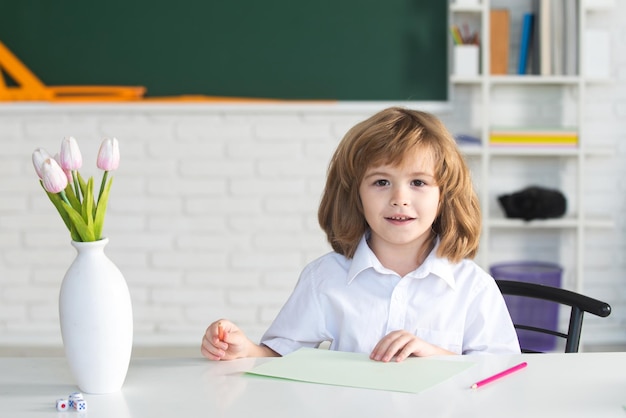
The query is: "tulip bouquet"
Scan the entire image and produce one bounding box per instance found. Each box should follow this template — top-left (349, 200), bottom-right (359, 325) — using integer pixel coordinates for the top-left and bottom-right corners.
top-left (32, 137), bottom-right (120, 242)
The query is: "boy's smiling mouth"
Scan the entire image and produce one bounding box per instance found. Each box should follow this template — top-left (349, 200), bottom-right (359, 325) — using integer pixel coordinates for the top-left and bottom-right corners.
top-left (385, 216), bottom-right (415, 222)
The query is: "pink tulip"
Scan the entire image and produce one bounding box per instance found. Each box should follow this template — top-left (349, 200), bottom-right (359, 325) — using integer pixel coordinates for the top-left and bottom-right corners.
top-left (40, 158), bottom-right (69, 194)
top-left (54, 153), bottom-right (73, 184)
top-left (32, 148), bottom-right (52, 179)
top-left (59, 136), bottom-right (83, 171)
top-left (96, 137), bottom-right (120, 171)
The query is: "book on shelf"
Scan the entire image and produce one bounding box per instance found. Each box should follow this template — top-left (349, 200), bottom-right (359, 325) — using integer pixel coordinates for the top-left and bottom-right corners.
top-left (530, 0), bottom-right (541, 74)
top-left (518, 13), bottom-right (534, 74)
top-left (490, 9), bottom-right (510, 75)
top-left (551, 0), bottom-right (565, 75)
top-left (532, 0), bottom-right (578, 76)
top-left (564, 0), bottom-right (578, 75)
top-left (539, 0), bottom-right (552, 75)
top-left (490, 128), bottom-right (578, 147)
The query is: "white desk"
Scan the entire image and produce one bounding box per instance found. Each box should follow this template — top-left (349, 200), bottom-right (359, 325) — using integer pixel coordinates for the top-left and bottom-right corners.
top-left (0, 352), bottom-right (624, 418)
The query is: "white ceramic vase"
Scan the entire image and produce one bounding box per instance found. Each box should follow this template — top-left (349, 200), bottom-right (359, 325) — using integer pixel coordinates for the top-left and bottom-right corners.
top-left (59, 238), bottom-right (133, 394)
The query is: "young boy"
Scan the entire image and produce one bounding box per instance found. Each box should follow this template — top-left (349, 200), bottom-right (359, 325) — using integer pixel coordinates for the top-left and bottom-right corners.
top-left (201, 107), bottom-right (520, 362)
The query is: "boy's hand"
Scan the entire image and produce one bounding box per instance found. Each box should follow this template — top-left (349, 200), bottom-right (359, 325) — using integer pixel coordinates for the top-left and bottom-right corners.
top-left (370, 330), bottom-right (454, 362)
top-left (201, 319), bottom-right (248, 361)
top-left (201, 319), bottom-right (280, 361)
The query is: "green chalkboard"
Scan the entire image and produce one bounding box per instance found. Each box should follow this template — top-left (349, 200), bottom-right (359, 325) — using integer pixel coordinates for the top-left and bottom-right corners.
top-left (0, 0), bottom-right (447, 101)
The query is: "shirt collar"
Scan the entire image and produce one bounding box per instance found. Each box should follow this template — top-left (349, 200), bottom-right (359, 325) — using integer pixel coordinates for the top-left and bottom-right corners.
top-left (346, 234), bottom-right (457, 290)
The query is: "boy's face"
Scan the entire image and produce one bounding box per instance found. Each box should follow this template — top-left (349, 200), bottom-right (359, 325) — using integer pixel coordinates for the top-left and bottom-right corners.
top-left (358, 148), bottom-right (440, 259)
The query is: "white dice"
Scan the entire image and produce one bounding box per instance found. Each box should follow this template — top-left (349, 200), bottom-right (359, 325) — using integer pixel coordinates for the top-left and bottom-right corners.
top-left (68, 391), bottom-right (83, 408)
top-left (74, 399), bottom-right (87, 411)
top-left (56, 398), bottom-right (69, 411)
top-left (55, 391), bottom-right (87, 412)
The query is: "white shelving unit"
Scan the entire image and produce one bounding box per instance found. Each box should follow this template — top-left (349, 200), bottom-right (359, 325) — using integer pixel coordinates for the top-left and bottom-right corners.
top-left (448, 0), bottom-right (614, 294)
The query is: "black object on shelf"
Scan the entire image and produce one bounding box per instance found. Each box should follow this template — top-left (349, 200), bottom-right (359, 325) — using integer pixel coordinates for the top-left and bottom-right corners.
top-left (498, 186), bottom-right (566, 221)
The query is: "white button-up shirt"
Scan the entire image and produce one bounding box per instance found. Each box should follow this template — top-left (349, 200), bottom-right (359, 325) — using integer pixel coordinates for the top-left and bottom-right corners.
top-left (261, 235), bottom-right (520, 356)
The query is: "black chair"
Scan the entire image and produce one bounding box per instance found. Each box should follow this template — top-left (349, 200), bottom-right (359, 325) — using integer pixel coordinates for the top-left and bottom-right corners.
top-left (495, 279), bottom-right (612, 353)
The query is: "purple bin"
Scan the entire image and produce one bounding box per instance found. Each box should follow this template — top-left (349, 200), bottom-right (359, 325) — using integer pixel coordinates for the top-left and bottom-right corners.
top-left (490, 261), bottom-right (563, 352)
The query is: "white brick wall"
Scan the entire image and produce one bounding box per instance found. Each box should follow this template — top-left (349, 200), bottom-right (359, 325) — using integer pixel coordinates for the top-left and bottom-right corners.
top-left (1, 4), bottom-right (625, 349)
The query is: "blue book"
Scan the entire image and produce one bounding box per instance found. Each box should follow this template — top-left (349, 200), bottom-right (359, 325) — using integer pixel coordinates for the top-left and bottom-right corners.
top-left (518, 13), bottom-right (535, 75)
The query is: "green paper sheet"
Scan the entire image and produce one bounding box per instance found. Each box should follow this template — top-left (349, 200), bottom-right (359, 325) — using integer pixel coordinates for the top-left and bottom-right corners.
top-left (246, 348), bottom-right (475, 393)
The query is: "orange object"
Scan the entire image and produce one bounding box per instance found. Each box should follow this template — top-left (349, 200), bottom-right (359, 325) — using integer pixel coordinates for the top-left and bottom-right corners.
top-left (217, 323), bottom-right (225, 341)
top-left (490, 9), bottom-right (510, 75)
top-left (141, 95), bottom-right (336, 104)
top-left (0, 40), bottom-right (145, 101)
top-left (0, 40), bottom-right (335, 103)
top-left (142, 95), bottom-right (284, 103)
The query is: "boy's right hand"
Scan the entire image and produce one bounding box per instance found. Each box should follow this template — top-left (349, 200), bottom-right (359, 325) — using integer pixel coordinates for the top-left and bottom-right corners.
top-left (201, 319), bottom-right (249, 361)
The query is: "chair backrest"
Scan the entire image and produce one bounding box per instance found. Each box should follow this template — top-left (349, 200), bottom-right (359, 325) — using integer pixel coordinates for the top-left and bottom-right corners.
top-left (495, 280), bottom-right (611, 353)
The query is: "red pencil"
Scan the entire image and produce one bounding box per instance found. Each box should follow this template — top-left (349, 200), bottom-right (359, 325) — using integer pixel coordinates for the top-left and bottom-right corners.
top-left (470, 362), bottom-right (527, 389)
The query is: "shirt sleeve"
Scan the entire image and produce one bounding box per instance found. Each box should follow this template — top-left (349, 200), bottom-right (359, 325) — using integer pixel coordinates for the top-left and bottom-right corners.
top-left (260, 261), bottom-right (329, 356)
top-left (462, 275), bottom-right (521, 355)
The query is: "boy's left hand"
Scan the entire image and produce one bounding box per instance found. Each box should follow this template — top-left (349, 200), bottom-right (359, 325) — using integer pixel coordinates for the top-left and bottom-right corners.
top-left (370, 330), bottom-right (454, 362)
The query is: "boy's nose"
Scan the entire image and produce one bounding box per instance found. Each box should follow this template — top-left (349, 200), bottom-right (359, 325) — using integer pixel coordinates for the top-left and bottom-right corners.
top-left (391, 188), bottom-right (410, 206)
top-left (392, 200), bottom-right (409, 206)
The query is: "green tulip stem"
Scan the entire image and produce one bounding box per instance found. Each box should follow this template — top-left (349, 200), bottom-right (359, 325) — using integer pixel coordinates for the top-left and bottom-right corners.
top-left (72, 171), bottom-right (82, 204)
top-left (98, 171), bottom-right (109, 204)
top-left (59, 190), bottom-right (71, 207)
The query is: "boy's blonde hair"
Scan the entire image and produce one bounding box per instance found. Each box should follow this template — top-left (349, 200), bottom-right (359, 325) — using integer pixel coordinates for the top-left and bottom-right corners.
top-left (318, 107), bottom-right (481, 263)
